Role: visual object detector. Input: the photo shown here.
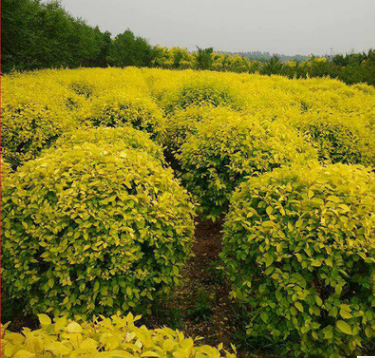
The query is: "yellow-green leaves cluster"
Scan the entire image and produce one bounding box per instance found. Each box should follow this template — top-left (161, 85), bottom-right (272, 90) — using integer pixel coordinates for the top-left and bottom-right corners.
top-left (1, 102), bottom-right (74, 168)
top-left (176, 113), bottom-right (317, 220)
top-left (2, 67), bottom-right (375, 355)
top-left (161, 77), bottom-right (245, 114)
top-left (164, 106), bottom-right (237, 156)
top-left (221, 163), bottom-right (375, 357)
top-left (1, 144), bottom-right (195, 318)
top-left (50, 127), bottom-right (165, 165)
top-left (81, 91), bottom-right (166, 141)
top-left (1, 157), bottom-right (12, 189)
top-left (289, 111), bottom-right (375, 167)
top-left (1, 313), bottom-right (236, 358)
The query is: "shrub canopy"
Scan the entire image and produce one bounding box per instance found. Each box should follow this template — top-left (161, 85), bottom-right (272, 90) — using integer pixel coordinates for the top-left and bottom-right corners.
top-left (52, 126), bottom-right (165, 165)
top-left (177, 113), bottom-right (318, 220)
top-left (164, 106), bottom-right (237, 154)
top-left (1, 157), bottom-right (12, 189)
top-left (2, 144), bottom-right (195, 318)
top-left (1, 102), bottom-right (74, 168)
top-left (290, 111), bottom-right (375, 167)
top-left (221, 163), bottom-right (375, 357)
top-left (162, 77), bottom-right (245, 114)
top-left (83, 91), bottom-right (166, 140)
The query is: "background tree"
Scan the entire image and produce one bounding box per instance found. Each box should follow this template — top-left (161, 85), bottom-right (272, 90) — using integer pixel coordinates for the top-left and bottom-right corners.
top-left (1, 0), bottom-right (42, 72)
top-left (107, 30), bottom-right (153, 67)
top-left (1, 0), bottom-right (110, 71)
top-left (1, 0), bottom-right (374, 87)
top-left (196, 47), bottom-right (214, 70)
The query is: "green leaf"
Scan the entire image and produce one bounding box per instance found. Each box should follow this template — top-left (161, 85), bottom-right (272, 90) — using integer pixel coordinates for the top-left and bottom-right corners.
top-left (311, 260), bottom-right (322, 267)
top-left (275, 291), bottom-right (282, 302)
top-left (260, 312), bottom-right (268, 323)
top-left (172, 265), bottom-right (179, 276)
top-left (295, 302), bottom-right (304, 312)
top-left (329, 307), bottom-right (338, 317)
top-left (48, 278), bottom-right (54, 289)
top-left (365, 326), bottom-right (373, 338)
top-left (340, 310), bottom-right (352, 319)
top-left (315, 296), bottom-right (323, 307)
top-left (335, 285), bottom-right (342, 295)
top-left (323, 326), bottom-right (333, 339)
top-left (336, 320), bottom-right (352, 335)
top-left (265, 255), bottom-right (274, 268)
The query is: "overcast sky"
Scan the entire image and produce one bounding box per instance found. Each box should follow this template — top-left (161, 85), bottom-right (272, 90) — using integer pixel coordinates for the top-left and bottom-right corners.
top-left (56, 0), bottom-right (375, 55)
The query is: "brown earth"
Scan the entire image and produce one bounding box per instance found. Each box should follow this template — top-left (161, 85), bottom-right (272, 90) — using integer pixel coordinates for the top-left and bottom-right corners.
top-left (146, 218), bottom-right (266, 358)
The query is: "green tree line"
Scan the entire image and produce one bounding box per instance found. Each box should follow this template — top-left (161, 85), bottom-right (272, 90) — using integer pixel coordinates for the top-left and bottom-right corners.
top-left (1, 0), bottom-right (153, 72)
top-left (2, 0), bottom-right (374, 86)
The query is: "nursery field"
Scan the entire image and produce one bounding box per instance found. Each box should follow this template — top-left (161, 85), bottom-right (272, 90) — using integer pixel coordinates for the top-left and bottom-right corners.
top-left (1, 67), bottom-right (375, 358)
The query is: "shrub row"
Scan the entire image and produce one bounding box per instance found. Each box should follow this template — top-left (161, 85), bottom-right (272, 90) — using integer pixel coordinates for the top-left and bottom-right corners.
top-left (1, 68), bottom-right (165, 169)
top-left (3, 68), bottom-right (375, 171)
top-left (2, 68), bottom-right (375, 357)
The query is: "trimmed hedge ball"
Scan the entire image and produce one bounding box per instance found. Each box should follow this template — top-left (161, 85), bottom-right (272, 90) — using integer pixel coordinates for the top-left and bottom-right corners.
top-left (1, 143), bottom-right (195, 318)
top-left (1, 102), bottom-right (74, 168)
top-left (177, 113), bottom-right (318, 220)
top-left (164, 106), bottom-right (237, 154)
top-left (162, 78), bottom-right (245, 114)
top-left (83, 91), bottom-right (166, 140)
top-left (52, 126), bottom-right (165, 165)
top-left (292, 112), bottom-right (375, 167)
top-left (221, 163), bottom-right (375, 358)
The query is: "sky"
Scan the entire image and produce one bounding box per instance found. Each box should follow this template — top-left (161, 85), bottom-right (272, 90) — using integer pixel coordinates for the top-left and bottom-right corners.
top-left (55, 0), bottom-right (375, 55)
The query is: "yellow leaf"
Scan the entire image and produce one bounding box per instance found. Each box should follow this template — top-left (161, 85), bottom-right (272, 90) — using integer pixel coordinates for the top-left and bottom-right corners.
top-left (13, 350), bottom-right (35, 358)
top-left (67, 322), bottom-right (83, 333)
top-left (38, 314), bottom-right (51, 326)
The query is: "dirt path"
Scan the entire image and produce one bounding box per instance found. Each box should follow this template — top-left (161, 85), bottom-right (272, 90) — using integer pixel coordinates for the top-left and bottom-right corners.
top-left (147, 219), bottom-right (263, 357)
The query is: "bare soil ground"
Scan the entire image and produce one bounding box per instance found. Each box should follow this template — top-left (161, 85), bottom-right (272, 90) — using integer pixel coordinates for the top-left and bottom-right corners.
top-left (146, 218), bottom-right (266, 358)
